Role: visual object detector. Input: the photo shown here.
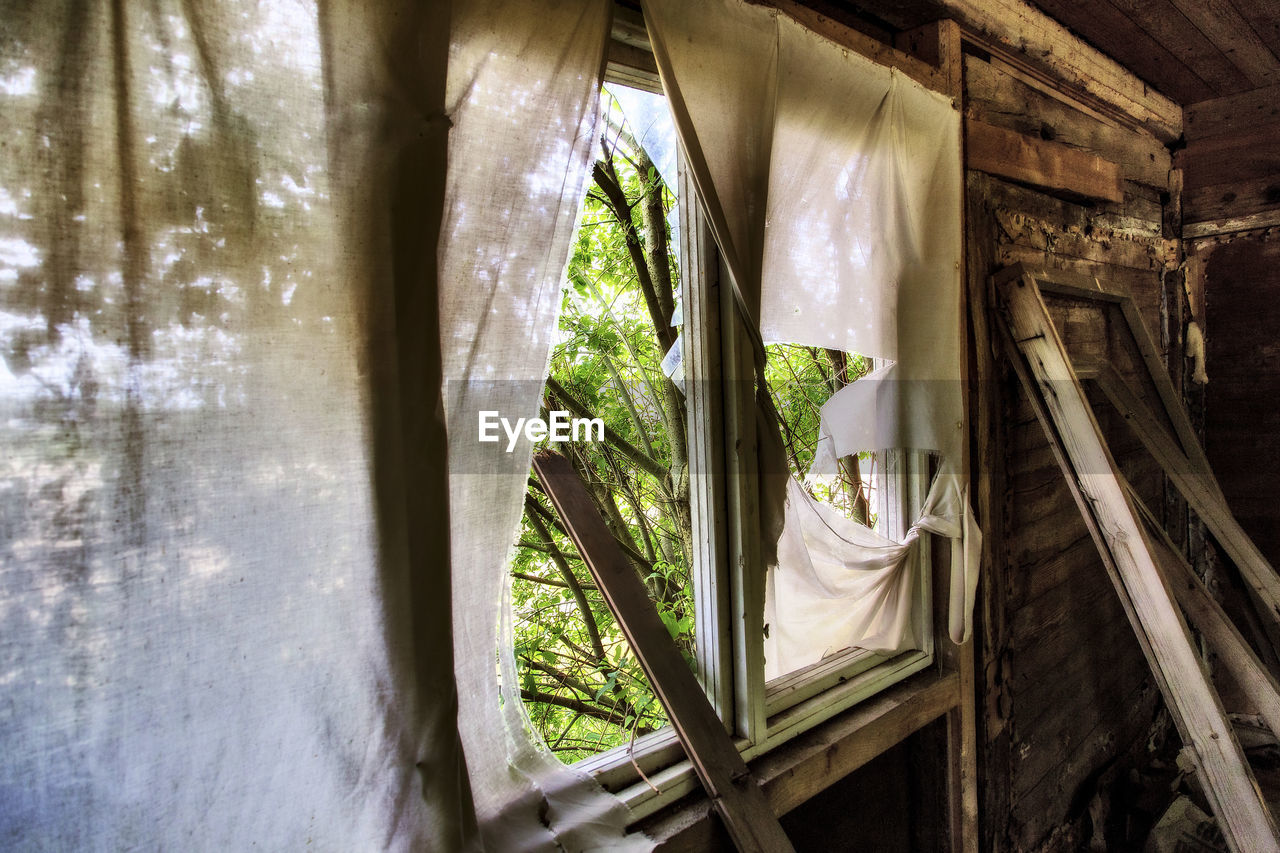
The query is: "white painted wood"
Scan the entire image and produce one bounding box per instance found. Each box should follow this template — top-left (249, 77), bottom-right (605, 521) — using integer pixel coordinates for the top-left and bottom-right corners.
top-left (723, 281), bottom-right (768, 744)
top-left (679, 150), bottom-right (734, 724)
top-left (1128, 488), bottom-right (1280, 743)
top-left (1094, 366), bottom-right (1280, 645)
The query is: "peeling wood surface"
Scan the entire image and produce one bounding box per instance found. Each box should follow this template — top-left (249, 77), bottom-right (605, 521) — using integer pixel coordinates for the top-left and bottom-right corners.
top-left (967, 120), bottom-right (1125, 203)
top-left (1184, 209), bottom-right (1280, 240)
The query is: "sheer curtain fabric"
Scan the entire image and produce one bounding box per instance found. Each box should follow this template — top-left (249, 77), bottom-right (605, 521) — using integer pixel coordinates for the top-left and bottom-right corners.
top-left (1, 0), bottom-right (644, 848)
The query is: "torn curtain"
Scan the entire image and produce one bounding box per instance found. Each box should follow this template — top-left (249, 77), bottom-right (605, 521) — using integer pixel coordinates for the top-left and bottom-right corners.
top-left (645, 0), bottom-right (980, 677)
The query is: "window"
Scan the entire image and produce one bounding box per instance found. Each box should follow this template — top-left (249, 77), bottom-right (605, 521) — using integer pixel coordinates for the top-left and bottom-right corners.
top-left (511, 85), bottom-right (690, 762)
top-left (507, 33), bottom-right (942, 818)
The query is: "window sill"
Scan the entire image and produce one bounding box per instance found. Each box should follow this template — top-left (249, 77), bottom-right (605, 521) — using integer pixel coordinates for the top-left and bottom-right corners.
top-left (611, 648), bottom-right (935, 821)
top-left (630, 665), bottom-right (961, 849)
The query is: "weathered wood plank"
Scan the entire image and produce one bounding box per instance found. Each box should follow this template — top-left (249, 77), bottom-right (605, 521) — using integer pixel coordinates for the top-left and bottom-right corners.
top-left (967, 120), bottom-right (1125, 203)
top-left (1010, 680), bottom-right (1158, 849)
top-left (964, 56), bottom-right (1172, 189)
top-left (1005, 0), bottom-right (1215, 104)
top-left (1180, 121), bottom-right (1280, 191)
top-left (967, 177), bottom-right (1014, 852)
top-left (1167, 0), bottom-right (1280, 88)
top-left (532, 451), bottom-right (795, 853)
top-left (941, 0), bottom-right (1183, 141)
top-left (1184, 177), bottom-right (1280, 225)
top-left (1187, 84), bottom-right (1280, 141)
top-left (981, 168), bottom-right (1166, 236)
top-left (997, 272), bottom-right (1280, 853)
top-left (1227, 0), bottom-right (1280, 66)
top-left (1184, 208), bottom-right (1280, 240)
top-left (1010, 668), bottom-right (1153, 803)
top-left (1109, 0), bottom-right (1255, 95)
top-left (992, 204), bottom-right (1165, 270)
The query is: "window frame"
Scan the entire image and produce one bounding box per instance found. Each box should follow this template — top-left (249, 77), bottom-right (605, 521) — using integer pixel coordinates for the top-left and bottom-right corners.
top-left (564, 61), bottom-right (939, 820)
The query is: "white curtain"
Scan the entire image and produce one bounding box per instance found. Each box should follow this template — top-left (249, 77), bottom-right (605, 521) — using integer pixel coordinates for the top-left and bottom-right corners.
top-left (1, 0), bottom-right (470, 847)
top-left (1, 0), bottom-right (647, 848)
top-left (645, 0), bottom-right (981, 678)
top-left (438, 2), bottom-right (651, 850)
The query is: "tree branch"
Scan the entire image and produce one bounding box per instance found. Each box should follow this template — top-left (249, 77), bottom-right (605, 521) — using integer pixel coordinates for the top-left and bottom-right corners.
top-left (592, 153), bottom-right (676, 352)
top-left (521, 688), bottom-right (656, 736)
top-left (512, 569), bottom-right (596, 591)
top-left (526, 500), bottom-right (607, 662)
top-left (527, 472), bottom-right (652, 569)
top-left (545, 376), bottom-right (669, 483)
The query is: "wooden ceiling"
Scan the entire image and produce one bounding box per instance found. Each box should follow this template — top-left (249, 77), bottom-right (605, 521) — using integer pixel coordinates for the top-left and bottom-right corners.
top-left (820, 0), bottom-right (1280, 106)
top-left (1026, 0), bottom-right (1280, 104)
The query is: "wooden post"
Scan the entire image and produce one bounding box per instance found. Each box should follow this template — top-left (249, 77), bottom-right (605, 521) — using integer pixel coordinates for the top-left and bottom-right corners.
top-left (532, 451), bottom-right (795, 853)
top-left (1093, 363), bottom-right (1280, 656)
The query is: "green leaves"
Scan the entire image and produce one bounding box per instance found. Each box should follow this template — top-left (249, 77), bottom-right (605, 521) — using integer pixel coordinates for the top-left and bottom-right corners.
top-left (509, 95), bottom-right (691, 764)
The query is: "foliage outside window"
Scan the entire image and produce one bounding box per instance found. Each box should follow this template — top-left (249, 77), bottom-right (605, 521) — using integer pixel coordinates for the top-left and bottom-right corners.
top-left (510, 87), bottom-right (903, 765)
top-left (763, 344), bottom-right (875, 528)
top-left (510, 94), bottom-right (690, 762)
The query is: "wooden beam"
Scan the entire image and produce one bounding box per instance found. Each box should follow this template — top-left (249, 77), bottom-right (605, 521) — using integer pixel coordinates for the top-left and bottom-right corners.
top-left (531, 451), bottom-right (795, 853)
top-left (945, 640), bottom-right (979, 853)
top-left (997, 271), bottom-right (1279, 852)
top-left (939, 0), bottom-right (1182, 142)
top-left (1011, 260), bottom-right (1280, 663)
top-left (966, 120), bottom-right (1124, 203)
top-left (1129, 489), bottom-right (1280, 742)
top-left (1184, 209), bottom-right (1280, 240)
top-left (963, 55), bottom-right (1173, 189)
top-left (895, 19), bottom-right (963, 99)
top-left (754, 0), bottom-right (949, 94)
top-left (1093, 365), bottom-right (1280, 658)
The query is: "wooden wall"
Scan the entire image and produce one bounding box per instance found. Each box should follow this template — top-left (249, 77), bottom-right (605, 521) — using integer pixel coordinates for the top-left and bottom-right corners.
top-left (1186, 232), bottom-right (1280, 571)
top-left (965, 50), bottom-right (1179, 851)
top-left (1181, 84), bottom-right (1280, 232)
top-left (1180, 83), bottom-right (1280, 574)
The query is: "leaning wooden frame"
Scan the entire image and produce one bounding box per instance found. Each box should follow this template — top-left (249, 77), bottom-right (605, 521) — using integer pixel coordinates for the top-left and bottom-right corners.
top-left (993, 262), bottom-right (1280, 852)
